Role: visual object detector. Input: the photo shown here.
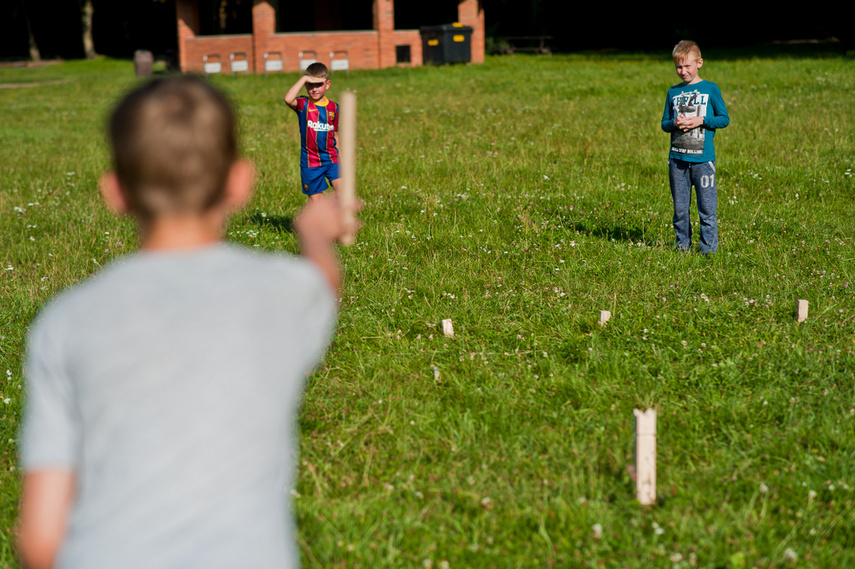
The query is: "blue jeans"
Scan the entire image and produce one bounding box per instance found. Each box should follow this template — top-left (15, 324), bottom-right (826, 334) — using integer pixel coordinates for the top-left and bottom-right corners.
top-left (669, 159), bottom-right (718, 254)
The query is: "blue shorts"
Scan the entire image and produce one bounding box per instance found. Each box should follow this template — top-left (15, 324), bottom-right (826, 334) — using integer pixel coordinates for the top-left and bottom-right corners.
top-left (301, 163), bottom-right (339, 196)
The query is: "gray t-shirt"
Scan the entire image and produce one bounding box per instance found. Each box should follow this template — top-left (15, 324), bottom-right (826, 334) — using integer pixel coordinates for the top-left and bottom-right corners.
top-left (20, 243), bottom-right (337, 569)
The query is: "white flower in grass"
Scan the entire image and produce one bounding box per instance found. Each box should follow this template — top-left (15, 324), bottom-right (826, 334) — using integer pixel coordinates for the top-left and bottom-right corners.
top-left (759, 483), bottom-right (769, 493)
top-left (784, 548), bottom-right (798, 562)
top-left (592, 523), bottom-right (603, 539)
top-left (3, 399), bottom-right (10, 405)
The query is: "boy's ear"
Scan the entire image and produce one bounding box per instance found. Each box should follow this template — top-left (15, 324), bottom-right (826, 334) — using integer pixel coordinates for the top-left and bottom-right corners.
top-left (223, 159), bottom-right (256, 211)
top-left (697, 58), bottom-right (704, 68)
top-left (100, 171), bottom-right (130, 214)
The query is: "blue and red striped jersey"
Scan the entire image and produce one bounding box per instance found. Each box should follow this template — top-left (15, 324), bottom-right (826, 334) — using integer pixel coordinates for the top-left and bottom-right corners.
top-left (294, 96), bottom-right (339, 168)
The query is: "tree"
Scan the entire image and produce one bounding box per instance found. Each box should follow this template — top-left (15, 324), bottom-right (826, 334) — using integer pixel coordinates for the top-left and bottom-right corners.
top-left (81, 0), bottom-right (95, 59)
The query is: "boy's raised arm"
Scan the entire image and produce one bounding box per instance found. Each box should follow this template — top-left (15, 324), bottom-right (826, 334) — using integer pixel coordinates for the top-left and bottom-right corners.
top-left (294, 195), bottom-right (360, 295)
top-left (284, 75), bottom-right (308, 110)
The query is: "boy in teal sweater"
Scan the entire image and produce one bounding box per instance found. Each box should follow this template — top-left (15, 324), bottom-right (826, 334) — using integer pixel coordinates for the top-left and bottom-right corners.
top-left (661, 40), bottom-right (730, 254)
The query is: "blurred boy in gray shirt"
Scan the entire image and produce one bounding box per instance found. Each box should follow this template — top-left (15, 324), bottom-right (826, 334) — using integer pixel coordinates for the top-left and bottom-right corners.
top-left (17, 77), bottom-right (358, 569)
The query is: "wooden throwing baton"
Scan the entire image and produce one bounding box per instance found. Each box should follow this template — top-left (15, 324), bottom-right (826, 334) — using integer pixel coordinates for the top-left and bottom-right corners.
top-left (338, 90), bottom-right (357, 246)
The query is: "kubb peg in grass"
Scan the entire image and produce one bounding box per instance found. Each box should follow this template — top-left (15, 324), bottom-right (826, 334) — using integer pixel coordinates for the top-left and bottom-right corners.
top-left (338, 90), bottom-right (357, 246)
top-left (599, 310), bottom-right (611, 326)
top-left (441, 319), bottom-right (454, 338)
top-left (633, 408), bottom-right (656, 506)
top-left (796, 299), bottom-right (808, 323)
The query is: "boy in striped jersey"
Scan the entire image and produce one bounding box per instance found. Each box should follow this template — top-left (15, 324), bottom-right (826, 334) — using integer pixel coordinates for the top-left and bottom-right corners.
top-left (284, 62), bottom-right (341, 203)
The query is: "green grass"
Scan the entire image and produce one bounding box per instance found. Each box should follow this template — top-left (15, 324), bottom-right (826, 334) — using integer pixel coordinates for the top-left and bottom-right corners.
top-left (1, 46), bottom-right (854, 568)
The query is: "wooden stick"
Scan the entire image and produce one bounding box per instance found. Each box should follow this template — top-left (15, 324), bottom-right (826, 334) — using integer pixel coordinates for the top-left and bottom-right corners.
top-left (338, 90), bottom-right (357, 246)
top-left (634, 408), bottom-right (656, 505)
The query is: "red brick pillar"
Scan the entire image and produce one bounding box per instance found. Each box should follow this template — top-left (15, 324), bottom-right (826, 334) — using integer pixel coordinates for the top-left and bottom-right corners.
top-left (176, 0), bottom-right (200, 73)
top-left (373, 0), bottom-right (395, 68)
top-left (253, 1), bottom-right (276, 74)
top-left (458, 0), bottom-right (484, 64)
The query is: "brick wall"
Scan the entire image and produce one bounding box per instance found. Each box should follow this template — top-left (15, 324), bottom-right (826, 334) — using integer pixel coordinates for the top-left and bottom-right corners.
top-left (182, 35), bottom-right (254, 75)
top-left (176, 0), bottom-right (481, 74)
top-left (393, 30), bottom-right (422, 66)
top-left (265, 31), bottom-right (381, 72)
top-left (457, 0), bottom-right (485, 64)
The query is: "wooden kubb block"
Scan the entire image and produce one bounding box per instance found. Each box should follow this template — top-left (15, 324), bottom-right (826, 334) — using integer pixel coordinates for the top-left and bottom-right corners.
top-left (633, 408), bottom-right (656, 505)
top-left (796, 299), bottom-right (808, 323)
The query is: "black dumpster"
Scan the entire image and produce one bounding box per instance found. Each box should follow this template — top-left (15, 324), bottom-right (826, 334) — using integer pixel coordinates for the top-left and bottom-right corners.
top-left (420, 23), bottom-right (473, 64)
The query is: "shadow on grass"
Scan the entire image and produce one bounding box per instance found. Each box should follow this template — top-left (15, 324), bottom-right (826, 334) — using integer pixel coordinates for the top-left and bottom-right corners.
top-left (247, 213), bottom-right (295, 233)
top-left (566, 221), bottom-right (661, 248)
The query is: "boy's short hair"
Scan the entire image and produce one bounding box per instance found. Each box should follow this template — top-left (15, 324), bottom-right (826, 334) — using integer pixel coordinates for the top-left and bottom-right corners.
top-left (305, 62), bottom-right (329, 80)
top-left (672, 40), bottom-right (702, 62)
top-left (108, 76), bottom-right (238, 218)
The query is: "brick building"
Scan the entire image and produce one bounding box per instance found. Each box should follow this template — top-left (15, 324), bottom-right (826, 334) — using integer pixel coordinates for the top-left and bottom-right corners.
top-left (176, 0), bottom-right (485, 75)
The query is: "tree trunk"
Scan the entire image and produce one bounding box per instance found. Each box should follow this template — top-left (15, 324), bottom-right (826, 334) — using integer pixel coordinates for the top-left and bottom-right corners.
top-left (27, 18), bottom-right (41, 61)
top-left (82, 0), bottom-right (95, 59)
top-left (28, 25), bottom-right (41, 61)
top-left (20, 0), bottom-right (40, 61)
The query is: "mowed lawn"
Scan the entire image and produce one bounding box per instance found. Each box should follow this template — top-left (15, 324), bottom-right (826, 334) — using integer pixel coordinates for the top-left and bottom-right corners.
top-left (1, 45), bottom-right (854, 568)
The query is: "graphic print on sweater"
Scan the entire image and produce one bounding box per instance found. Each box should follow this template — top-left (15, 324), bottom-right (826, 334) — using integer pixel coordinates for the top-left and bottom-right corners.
top-left (669, 89), bottom-right (707, 156)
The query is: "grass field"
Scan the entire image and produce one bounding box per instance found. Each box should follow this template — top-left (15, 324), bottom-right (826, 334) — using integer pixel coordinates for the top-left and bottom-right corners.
top-left (1, 45), bottom-right (854, 568)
